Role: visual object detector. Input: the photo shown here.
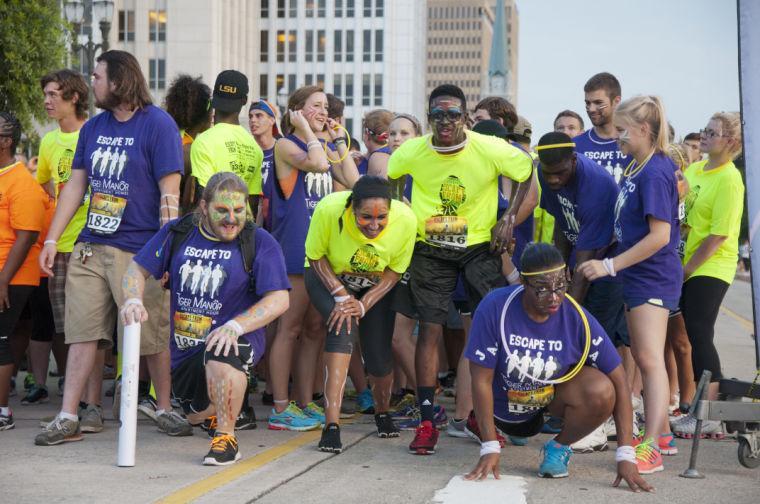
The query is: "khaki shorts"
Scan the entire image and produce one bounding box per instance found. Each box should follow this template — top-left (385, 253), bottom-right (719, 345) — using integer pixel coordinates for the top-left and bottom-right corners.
top-left (64, 242), bottom-right (170, 355)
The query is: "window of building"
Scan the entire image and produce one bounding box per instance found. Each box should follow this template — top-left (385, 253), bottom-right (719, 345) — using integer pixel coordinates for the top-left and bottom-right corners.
top-left (346, 118), bottom-right (354, 136)
top-left (346, 0), bottom-right (355, 17)
top-left (260, 74), bottom-right (269, 99)
top-left (334, 31), bottom-right (342, 62)
top-left (288, 30), bottom-right (297, 62)
top-left (148, 10), bottom-right (166, 42)
top-left (261, 0), bottom-right (269, 17)
top-left (317, 30), bottom-right (326, 62)
top-left (334, 74), bottom-right (342, 98)
top-left (305, 30), bottom-right (314, 62)
top-left (374, 74), bottom-right (382, 105)
top-left (345, 74), bottom-right (354, 105)
top-left (317, 74), bottom-right (325, 88)
top-left (260, 30), bottom-right (269, 62)
top-left (276, 74), bottom-right (285, 94)
top-left (306, 0), bottom-right (315, 17)
top-left (374, 30), bottom-right (383, 62)
top-left (376, 0), bottom-right (384, 16)
top-left (362, 30), bottom-right (371, 62)
top-left (318, 0), bottom-right (326, 17)
top-left (363, 0), bottom-right (372, 17)
top-left (346, 30), bottom-right (354, 62)
top-left (289, 0), bottom-right (297, 17)
top-left (118, 10), bottom-right (134, 42)
top-left (149, 58), bottom-right (165, 90)
top-left (276, 30), bottom-right (285, 62)
top-left (288, 73), bottom-right (297, 93)
top-left (305, 74), bottom-right (314, 86)
top-left (277, 0), bottom-right (285, 18)
top-left (335, 0), bottom-right (343, 17)
top-left (362, 73), bottom-right (371, 106)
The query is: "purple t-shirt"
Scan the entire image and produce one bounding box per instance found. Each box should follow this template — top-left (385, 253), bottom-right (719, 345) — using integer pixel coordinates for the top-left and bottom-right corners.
top-left (613, 153), bottom-right (682, 299)
top-left (465, 285), bottom-right (621, 423)
top-left (261, 146), bottom-right (275, 231)
top-left (72, 105), bottom-right (183, 253)
top-left (134, 222), bottom-right (291, 368)
top-left (539, 153), bottom-right (618, 253)
top-left (573, 129), bottom-right (631, 185)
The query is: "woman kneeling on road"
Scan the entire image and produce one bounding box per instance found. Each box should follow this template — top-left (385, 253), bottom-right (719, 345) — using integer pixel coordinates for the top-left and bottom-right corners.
top-left (464, 243), bottom-right (652, 492)
top-left (304, 175), bottom-right (417, 453)
top-left (121, 172), bottom-right (290, 466)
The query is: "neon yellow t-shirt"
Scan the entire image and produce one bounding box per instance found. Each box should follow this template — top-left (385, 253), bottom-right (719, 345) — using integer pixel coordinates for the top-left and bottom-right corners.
top-left (190, 123), bottom-right (263, 195)
top-left (533, 181), bottom-right (555, 244)
top-left (37, 128), bottom-right (89, 253)
top-left (305, 191), bottom-right (417, 291)
top-left (387, 131), bottom-right (532, 248)
top-left (682, 159), bottom-right (745, 283)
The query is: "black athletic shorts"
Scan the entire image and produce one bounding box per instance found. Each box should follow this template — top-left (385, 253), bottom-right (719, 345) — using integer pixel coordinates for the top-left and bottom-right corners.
top-left (404, 242), bottom-right (504, 324)
top-left (19, 279), bottom-right (56, 342)
top-left (171, 338), bottom-right (253, 415)
top-left (494, 411), bottom-right (546, 438)
top-left (390, 270), bottom-right (420, 320)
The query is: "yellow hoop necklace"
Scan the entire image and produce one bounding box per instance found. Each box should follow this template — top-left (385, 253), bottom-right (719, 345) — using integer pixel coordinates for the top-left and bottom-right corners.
top-left (622, 150), bottom-right (655, 179)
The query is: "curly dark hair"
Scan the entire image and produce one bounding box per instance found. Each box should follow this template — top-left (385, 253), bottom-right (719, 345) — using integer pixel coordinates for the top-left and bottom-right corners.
top-left (0, 111), bottom-right (22, 153)
top-left (40, 69), bottom-right (89, 120)
top-left (163, 74), bottom-right (211, 131)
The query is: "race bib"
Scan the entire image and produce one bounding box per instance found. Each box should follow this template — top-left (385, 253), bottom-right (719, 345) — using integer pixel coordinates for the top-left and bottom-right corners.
top-left (424, 215), bottom-right (468, 250)
top-left (507, 385), bottom-right (555, 415)
top-left (87, 192), bottom-right (126, 234)
top-left (340, 273), bottom-right (379, 292)
top-left (173, 312), bottom-right (212, 350)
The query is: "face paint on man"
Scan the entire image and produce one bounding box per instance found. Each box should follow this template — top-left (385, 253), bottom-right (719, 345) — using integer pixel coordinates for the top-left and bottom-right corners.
top-left (429, 97), bottom-right (466, 147)
top-left (354, 198), bottom-right (389, 238)
top-left (205, 190), bottom-right (247, 242)
top-left (523, 270), bottom-right (568, 316)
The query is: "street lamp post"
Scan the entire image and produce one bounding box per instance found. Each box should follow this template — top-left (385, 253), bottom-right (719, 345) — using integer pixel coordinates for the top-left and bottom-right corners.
top-left (64, 0), bottom-right (114, 117)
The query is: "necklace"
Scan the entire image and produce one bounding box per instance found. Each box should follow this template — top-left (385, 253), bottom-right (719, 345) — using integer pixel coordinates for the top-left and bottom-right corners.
top-left (427, 135), bottom-right (468, 153)
top-left (622, 150), bottom-right (655, 179)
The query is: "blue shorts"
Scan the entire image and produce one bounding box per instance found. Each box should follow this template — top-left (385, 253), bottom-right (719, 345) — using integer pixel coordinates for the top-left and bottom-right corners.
top-left (583, 280), bottom-right (629, 347)
top-left (624, 296), bottom-right (680, 312)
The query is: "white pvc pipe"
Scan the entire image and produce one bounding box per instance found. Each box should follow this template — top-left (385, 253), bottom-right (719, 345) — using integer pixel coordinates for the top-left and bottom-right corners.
top-left (117, 323), bottom-right (141, 467)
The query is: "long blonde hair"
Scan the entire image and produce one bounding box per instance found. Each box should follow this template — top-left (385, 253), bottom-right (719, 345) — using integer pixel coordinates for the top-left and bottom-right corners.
top-left (710, 111), bottom-right (743, 160)
top-left (614, 95), bottom-right (669, 153)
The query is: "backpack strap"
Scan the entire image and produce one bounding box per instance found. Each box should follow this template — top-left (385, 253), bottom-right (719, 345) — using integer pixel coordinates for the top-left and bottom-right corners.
top-left (167, 214), bottom-right (198, 264)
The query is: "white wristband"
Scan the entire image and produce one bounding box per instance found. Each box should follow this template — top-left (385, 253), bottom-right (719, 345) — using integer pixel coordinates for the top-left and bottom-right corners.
top-left (334, 294), bottom-right (351, 303)
top-left (330, 285), bottom-right (345, 295)
top-left (603, 257), bottom-right (616, 277)
top-left (224, 319), bottom-right (244, 336)
top-left (44, 239), bottom-right (57, 246)
top-left (480, 440), bottom-right (501, 457)
top-left (123, 297), bottom-right (143, 308)
top-left (615, 445), bottom-right (636, 464)
top-left (506, 269), bottom-right (520, 284)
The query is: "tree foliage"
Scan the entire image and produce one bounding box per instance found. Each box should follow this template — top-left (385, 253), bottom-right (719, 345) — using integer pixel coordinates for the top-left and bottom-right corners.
top-left (0, 0), bottom-right (68, 138)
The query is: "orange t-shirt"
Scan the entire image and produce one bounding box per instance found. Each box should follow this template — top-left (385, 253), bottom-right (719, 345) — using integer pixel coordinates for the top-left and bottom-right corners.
top-left (0, 162), bottom-right (48, 286)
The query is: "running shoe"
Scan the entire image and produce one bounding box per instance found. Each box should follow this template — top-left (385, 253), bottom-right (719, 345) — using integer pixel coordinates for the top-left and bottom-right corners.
top-left (570, 423), bottom-right (608, 453)
top-left (397, 406), bottom-right (447, 430)
top-left (357, 388), bottom-right (375, 414)
top-left (21, 385), bottom-right (49, 405)
top-left (438, 370), bottom-right (456, 389)
top-left (0, 410), bottom-right (14, 431)
top-left (236, 406), bottom-right (257, 430)
top-left (538, 439), bottom-right (572, 478)
top-left (409, 420), bottom-right (438, 455)
top-left (658, 432), bottom-right (678, 456)
top-left (200, 416), bottom-right (218, 437)
top-left (462, 411), bottom-right (506, 447)
top-left (603, 414), bottom-right (639, 441)
top-left (80, 404), bottom-right (104, 433)
top-left (635, 437), bottom-right (664, 474)
top-left (541, 415), bottom-right (563, 434)
top-left (156, 410), bottom-right (193, 436)
top-left (9, 377), bottom-right (16, 397)
top-left (375, 413), bottom-right (400, 438)
top-left (340, 402), bottom-right (356, 419)
top-left (672, 414), bottom-right (724, 439)
top-left (137, 394), bottom-right (159, 422)
top-left (24, 373), bottom-right (36, 390)
top-left (509, 435), bottom-right (529, 446)
top-left (268, 402), bottom-right (321, 431)
top-left (203, 433), bottom-right (241, 466)
top-left (35, 415), bottom-right (83, 445)
top-left (446, 417), bottom-right (468, 438)
top-left (389, 394), bottom-right (416, 417)
top-left (318, 423), bottom-right (343, 453)
top-left (303, 401), bottom-right (326, 424)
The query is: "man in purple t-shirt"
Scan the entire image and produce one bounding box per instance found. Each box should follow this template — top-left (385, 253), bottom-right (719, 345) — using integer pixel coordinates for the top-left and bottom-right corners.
top-left (574, 72), bottom-right (630, 184)
top-left (36, 51), bottom-right (187, 446)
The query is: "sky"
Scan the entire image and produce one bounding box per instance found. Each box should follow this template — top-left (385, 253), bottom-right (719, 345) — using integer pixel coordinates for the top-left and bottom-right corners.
top-left (515, 0), bottom-right (740, 140)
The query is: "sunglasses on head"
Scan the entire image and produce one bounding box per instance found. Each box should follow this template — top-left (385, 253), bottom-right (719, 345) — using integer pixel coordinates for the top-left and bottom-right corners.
top-left (428, 108), bottom-right (463, 123)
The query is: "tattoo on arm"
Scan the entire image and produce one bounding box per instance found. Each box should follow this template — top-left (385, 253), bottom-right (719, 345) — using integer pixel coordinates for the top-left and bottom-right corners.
top-left (122, 261), bottom-right (149, 301)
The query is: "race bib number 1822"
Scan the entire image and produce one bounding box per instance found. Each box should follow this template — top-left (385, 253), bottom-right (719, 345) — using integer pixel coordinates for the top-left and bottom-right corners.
top-left (87, 192), bottom-right (127, 234)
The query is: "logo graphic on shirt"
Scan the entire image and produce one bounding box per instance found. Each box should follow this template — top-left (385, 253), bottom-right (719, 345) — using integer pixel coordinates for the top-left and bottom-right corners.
top-left (581, 150), bottom-right (625, 184)
top-left (682, 185), bottom-right (701, 229)
top-left (305, 172), bottom-right (333, 203)
top-left (349, 244), bottom-right (380, 273)
top-left (505, 349), bottom-right (559, 382)
top-left (613, 176), bottom-right (637, 242)
top-left (57, 148), bottom-right (75, 183)
top-left (438, 175), bottom-right (466, 216)
top-left (178, 259), bottom-right (228, 298)
top-left (261, 159), bottom-right (272, 188)
top-left (556, 194), bottom-right (579, 242)
top-left (90, 145), bottom-right (129, 180)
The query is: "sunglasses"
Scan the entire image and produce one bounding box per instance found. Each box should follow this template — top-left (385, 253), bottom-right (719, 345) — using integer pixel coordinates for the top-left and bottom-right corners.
top-left (428, 108), bottom-right (463, 123)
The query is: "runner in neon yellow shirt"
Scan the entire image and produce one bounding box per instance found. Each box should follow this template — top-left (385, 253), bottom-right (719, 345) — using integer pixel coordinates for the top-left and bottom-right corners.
top-left (304, 176), bottom-right (417, 453)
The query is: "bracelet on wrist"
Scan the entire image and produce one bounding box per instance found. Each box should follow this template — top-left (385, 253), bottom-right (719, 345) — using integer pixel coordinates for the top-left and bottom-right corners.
top-left (506, 269), bottom-right (520, 284)
top-left (330, 285), bottom-right (345, 296)
top-left (44, 239), bottom-right (57, 246)
top-left (224, 319), bottom-right (244, 336)
top-left (334, 294), bottom-right (351, 303)
top-left (615, 445), bottom-right (636, 464)
top-left (602, 257), bottom-right (617, 277)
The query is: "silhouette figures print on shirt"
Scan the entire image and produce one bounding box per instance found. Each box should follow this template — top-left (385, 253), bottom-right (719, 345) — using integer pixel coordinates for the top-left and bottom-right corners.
top-left (90, 146), bottom-right (128, 180)
top-left (178, 259), bottom-right (227, 299)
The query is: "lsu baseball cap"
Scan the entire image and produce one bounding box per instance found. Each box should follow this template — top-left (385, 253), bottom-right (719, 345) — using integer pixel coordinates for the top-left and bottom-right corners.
top-left (211, 70), bottom-right (248, 113)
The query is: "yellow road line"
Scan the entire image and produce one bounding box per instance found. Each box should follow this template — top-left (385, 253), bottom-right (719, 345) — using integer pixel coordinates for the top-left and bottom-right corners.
top-left (720, 305), bottom-right (755, 332)
top-left (156, 430), bottom-right (321, 504)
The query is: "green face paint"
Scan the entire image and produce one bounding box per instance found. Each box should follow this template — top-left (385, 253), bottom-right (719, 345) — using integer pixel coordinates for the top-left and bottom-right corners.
top-left (206, 190), bottom-right (247, 241)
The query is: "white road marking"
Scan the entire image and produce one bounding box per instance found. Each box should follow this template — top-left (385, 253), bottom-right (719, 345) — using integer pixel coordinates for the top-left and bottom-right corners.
top-left (432, 474), bottom-right (528, 504)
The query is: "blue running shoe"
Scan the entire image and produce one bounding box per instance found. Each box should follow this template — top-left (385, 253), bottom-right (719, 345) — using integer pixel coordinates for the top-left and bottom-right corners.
top-left (538, 439), bottom-right (572, 478)
top-left (302, 401), bottom-right (325, 425)
top-left (390, 403), bottom-right (417, 420)
top-left (397, 406), bottom-right (447, 430)
top-left (268, 401), bottom-right (321, 431)
top-left (509, 435), bottom-right (529, 446)
top-left (357, 388), bottom-right (375, 414)
top-left (541, 415), bottom-right (563, 434)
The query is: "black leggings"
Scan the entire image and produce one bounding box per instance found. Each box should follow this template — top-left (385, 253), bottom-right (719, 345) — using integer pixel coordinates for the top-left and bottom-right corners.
top-left (681, 275), bottom-right (730, 382)
top-left (304, 267), bottom-right (395, 377)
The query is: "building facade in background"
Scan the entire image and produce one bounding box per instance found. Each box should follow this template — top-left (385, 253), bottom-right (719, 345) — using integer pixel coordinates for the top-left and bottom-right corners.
top-left (426, 0), bottom-right (518, 108)
top-left (105, 0), bottom-right (427, 138)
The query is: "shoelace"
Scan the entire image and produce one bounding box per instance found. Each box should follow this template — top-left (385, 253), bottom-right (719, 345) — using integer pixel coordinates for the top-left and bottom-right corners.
top-left (210, 434), bottom-right (237, 453)
top-left (635, 438), bottom-right (658, 462)
top-left (415, 422), bottom-right (435, 441)
top-left (543, 442), bottom-right (571, 465)
top-left (286, 402), bottom-right (309, 418)
top-left (206, 416), bottom-right (218, 430)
